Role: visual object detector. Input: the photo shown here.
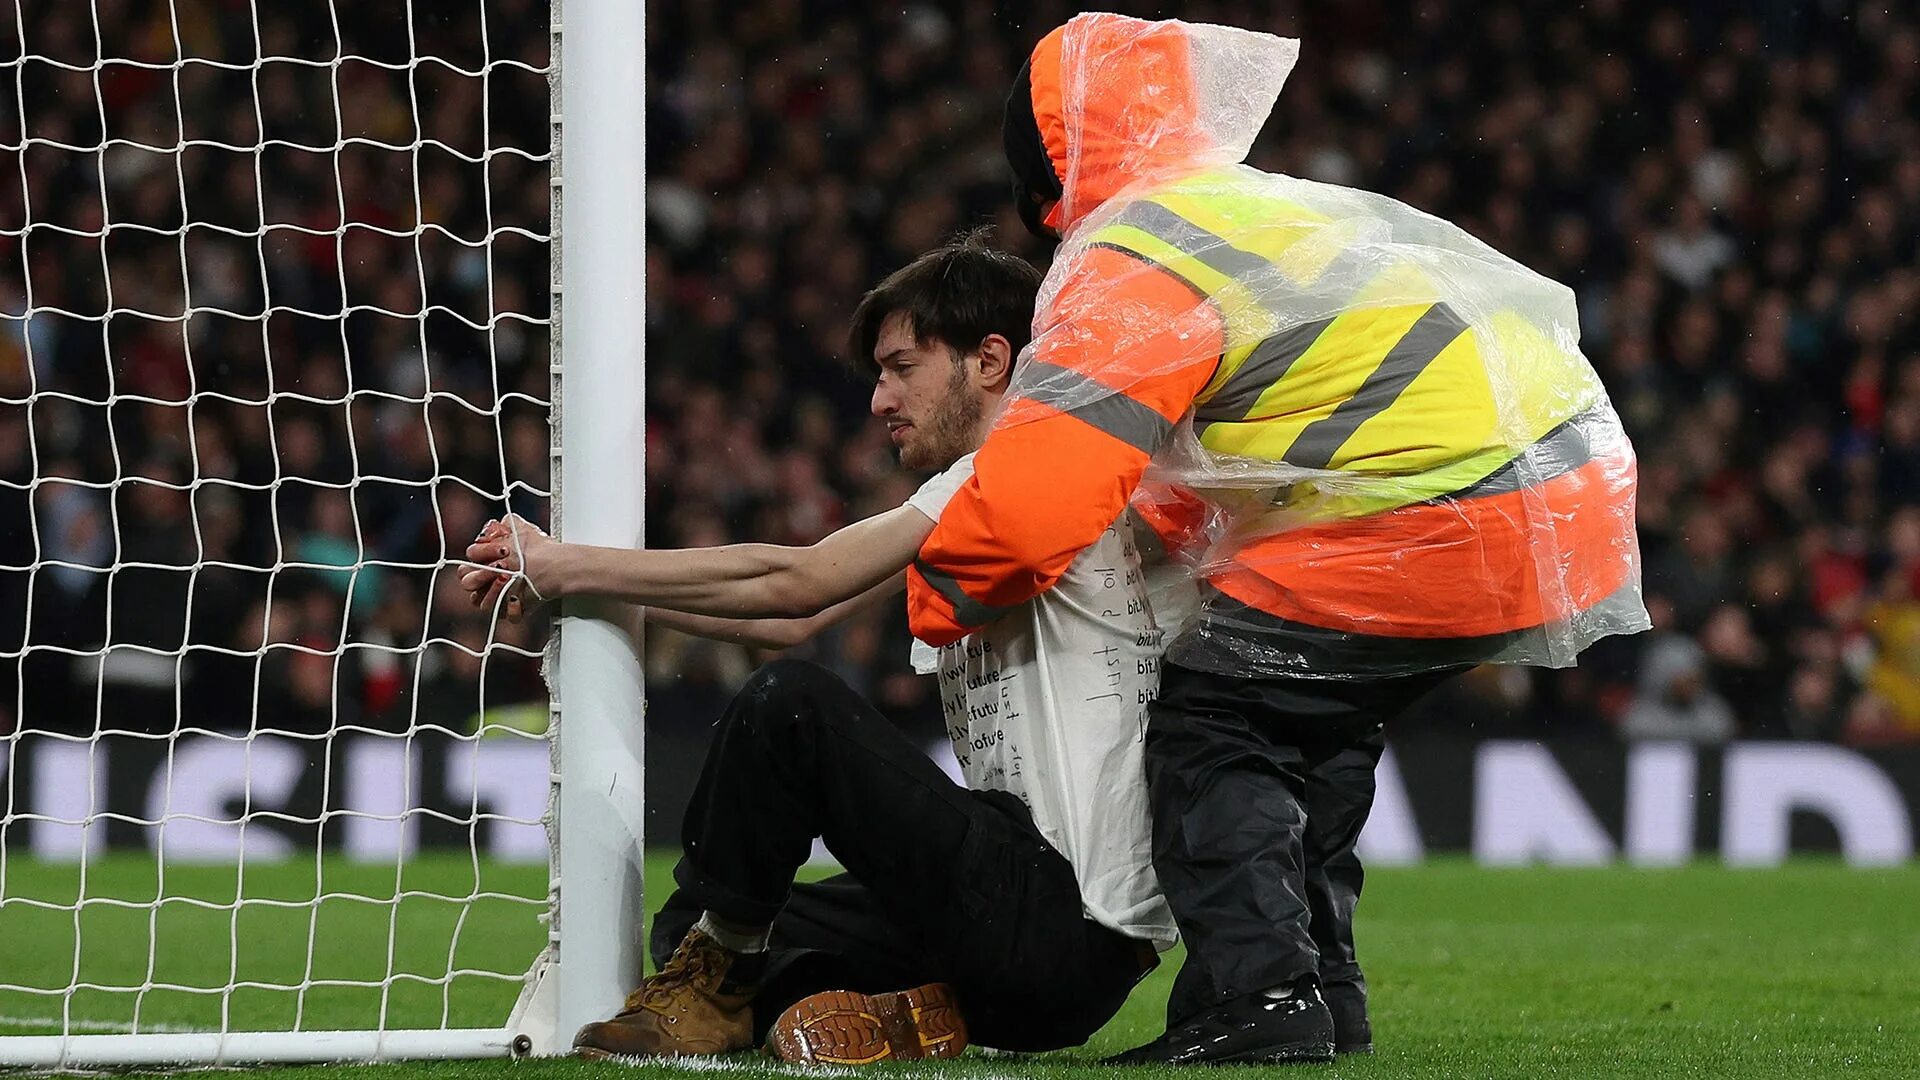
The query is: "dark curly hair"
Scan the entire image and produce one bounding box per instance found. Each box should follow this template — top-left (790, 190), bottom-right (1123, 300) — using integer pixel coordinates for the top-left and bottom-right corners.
top-left (845, 226), bottom-right (1043, 378)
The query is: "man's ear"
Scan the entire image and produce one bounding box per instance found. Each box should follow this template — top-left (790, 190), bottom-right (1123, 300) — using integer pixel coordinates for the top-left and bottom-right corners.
top-left (973, 333), bottom-right (1016, 391)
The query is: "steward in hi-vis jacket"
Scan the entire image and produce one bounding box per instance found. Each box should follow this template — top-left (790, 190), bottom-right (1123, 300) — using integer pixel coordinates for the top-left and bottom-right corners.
top-left (905, 12), bottom-right (1649, 1066)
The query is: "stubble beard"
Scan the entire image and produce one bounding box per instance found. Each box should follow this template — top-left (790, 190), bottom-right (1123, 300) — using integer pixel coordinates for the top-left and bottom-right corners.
top-left (899, 363), bottom-right (982, 473)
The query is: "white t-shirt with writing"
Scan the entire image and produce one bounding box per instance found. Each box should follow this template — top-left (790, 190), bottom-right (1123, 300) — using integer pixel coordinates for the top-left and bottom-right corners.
top-left (906, 454), bottom-right (1177, 947)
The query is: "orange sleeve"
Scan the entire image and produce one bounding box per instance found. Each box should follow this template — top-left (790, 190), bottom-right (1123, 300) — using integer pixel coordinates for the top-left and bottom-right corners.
top-left (1131, 480), bottom-right (1213, 565)
top-left (908, 247), bottom-right (1222, 644)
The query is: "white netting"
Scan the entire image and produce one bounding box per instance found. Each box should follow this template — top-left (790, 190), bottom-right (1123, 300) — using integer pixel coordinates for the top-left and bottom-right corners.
top-left (0, 0), bottom-right (555, 1047)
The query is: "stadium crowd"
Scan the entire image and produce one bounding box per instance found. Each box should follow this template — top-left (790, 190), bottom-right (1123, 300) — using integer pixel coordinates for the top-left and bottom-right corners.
top-left (2, 0), bottom-right (1918, 748)
top-left (0, 0), bottom-right (554, 738)
top-left (642, 0), bottom-right (1920, 746)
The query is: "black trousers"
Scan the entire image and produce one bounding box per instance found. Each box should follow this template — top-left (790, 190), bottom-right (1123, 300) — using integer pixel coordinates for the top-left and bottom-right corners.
top-left (655, 659), bottom-right (1148, 1052)
top-left (1144, 661), bottom-right (1459, 1026)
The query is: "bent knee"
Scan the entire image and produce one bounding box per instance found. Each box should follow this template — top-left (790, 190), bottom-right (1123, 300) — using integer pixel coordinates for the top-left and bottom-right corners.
top-left (740, 658), bottom-right (834, 699)
top-left (723, 659), bottom-right (848, 742)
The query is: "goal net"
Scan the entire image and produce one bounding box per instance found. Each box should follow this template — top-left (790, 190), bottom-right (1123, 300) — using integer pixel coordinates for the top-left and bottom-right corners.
top-left (0, 0), bottom-right (645, 1066)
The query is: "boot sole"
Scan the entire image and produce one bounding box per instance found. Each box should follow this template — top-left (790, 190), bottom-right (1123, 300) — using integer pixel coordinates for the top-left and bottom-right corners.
top-left (768, 984), bottom-right (967, 1065)
top-left (1105, 1038), bottom-right (1335, 1067)
top-left (1251, 1040), bottom-right (1336, 1065)
top-left (571, 1016), bottom-right (753, 1060)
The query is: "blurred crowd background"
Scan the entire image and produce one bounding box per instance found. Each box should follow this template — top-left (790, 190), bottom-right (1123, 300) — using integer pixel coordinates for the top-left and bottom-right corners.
top-left (0, 0), bottom-right (554, 739)
top-left (2, 0), bottom-right (1918, 750)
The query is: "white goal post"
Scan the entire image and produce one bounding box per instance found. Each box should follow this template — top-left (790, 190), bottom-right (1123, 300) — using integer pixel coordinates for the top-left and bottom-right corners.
top-left (542, 0), bottom-right (648, 1056)
top-left (0, 0), bottom-right (644, 1066)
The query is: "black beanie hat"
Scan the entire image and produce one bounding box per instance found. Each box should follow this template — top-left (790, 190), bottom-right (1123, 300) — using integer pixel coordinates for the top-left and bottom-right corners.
top-left (1003, 56), bottom-right (1064, 238)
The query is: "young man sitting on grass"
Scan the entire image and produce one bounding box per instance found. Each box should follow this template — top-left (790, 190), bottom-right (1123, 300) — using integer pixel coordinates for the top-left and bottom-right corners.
top-left (462, 233), bottom-right (1176, 1064)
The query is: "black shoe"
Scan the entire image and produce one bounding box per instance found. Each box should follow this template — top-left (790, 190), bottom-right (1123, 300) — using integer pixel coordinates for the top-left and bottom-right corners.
top-left (1104, 985), bottom-right (1335, 1066)
top-left (1322, 982), bottom-right (1372, 1055)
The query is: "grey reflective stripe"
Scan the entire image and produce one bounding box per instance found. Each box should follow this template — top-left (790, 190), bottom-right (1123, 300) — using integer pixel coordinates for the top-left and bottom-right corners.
top-left (1289, 238), bottom-right (1383, 297)
top-left (1196, 315), bottom-right (1338, 422)
top-left (1085, 240), bottom-right (1212, 304)
top-left (1444, 410), bottom-right (1602, 501)
top-left (1110, 200), bottom-right (1371, 306)
top-left (1019, 360), bottom-right (1173, 454)
top-left (1110, 201), bottom-right (1279, 284)
top-left (914, 559), bottom-right (1015, 626)
top-left (1282, 303), bottom-right (1469, 470)
top-left (1109, 201), bottom-right (1385, 431)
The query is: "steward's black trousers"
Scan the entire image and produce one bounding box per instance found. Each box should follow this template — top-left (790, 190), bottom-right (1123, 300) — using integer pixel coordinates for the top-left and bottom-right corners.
top-left (1143, 661), bottom-right (1458, 1026)
top-left (655, 659), bottom-right (1149, 1052)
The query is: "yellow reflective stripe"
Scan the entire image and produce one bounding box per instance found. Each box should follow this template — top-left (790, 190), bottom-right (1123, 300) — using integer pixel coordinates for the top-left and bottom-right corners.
top-left (1200, 339), bottom-right (1261, 404)
top-left (1093, 221), bottom-right (1272, 338)
top-left (1262, 406), bottom-right (1609, 522)
top-left (1479, 310), bottom-right (1607, 436)
top-left (1154, 190), bottom-right (1328, 262)
top-left (1252, 442), bottom-right (1517, 525)
top-left (1097, 194), bottom-right (1455, 436)
top-left (1226, 303), bottom-right (1432, 454)
top-left (1092, 222), bottom-right (1228, 292)
top-left (1330, 325), bottom-right (1487, 470)
top-left (1199, 318), bottom-right (1333, 416)
top-left (1284, 304), bottom-right (1470, 470)
top-left (1154, 186), bottom-right (1349, 287)
top-left (1092, 182), bottom-right (1574, 510)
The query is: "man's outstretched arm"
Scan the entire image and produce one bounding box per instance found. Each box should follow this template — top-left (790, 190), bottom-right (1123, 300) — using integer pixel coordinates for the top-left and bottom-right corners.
top-left (643, 575), bottom-right (906, 650)
top-left (463, 507), bottom-right (933, 622)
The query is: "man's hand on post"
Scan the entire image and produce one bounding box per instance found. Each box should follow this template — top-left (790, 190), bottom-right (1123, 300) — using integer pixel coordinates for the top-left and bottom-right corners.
top-left (462, 514), bottom-right (558, 623)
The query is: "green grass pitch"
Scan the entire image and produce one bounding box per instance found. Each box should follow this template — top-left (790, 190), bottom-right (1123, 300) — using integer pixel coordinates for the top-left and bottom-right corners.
top-left (3, 854), bottom-right (1918, 1078)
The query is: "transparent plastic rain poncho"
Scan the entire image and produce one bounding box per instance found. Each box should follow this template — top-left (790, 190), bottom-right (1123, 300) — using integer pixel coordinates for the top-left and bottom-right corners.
top-left (1004, 14), bottom-right (1649, 678)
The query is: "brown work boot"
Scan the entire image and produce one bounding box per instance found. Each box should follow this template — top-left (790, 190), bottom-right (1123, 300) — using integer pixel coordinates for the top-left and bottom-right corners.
top-left (768, 984), bottom-right (967, 1065)
top-left (572, 927), bottom-right (760, 1058)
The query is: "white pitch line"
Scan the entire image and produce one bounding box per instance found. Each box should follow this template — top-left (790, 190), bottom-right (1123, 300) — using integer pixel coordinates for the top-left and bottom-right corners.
top-left (0, 1015), bottom-right (212, 1035)
top-left (612, 1053), bottom-right (1024, 1080)
top-left (604, 1054), bottom-right (856, 1078)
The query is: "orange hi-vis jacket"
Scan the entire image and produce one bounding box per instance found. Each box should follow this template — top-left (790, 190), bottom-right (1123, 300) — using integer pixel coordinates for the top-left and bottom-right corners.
top-left (908, 14), bottom-right (1649, 678)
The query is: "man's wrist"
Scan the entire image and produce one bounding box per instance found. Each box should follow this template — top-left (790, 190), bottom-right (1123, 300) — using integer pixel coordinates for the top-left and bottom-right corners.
top-left (537, 542), bottom-right (575, 598)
